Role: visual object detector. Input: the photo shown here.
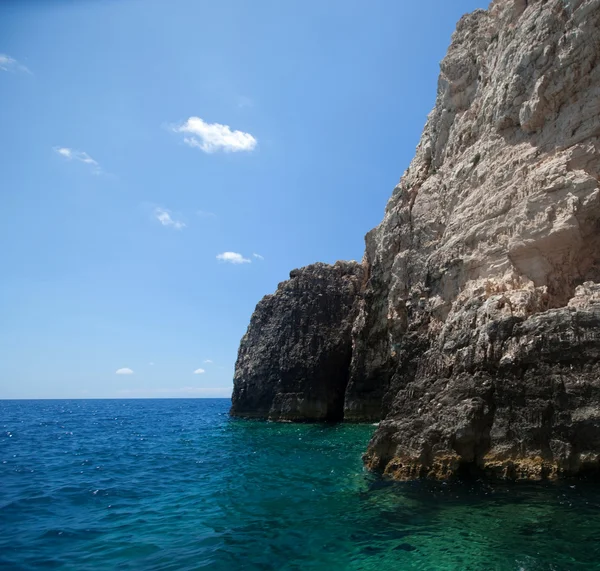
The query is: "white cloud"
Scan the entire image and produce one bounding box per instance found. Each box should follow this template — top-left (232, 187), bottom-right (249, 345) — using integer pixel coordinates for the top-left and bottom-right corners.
top-left (203, 359), bottom-right (213, 364)
top-left (216, 252), bottom-right (251, 264)
top-left (253, 253), bottom-right (264, 260)
top-left (116, 367), bottom-right (134, 375)
top-left (56, 148), bottom-right (72, 158)
top-left (54, 147), bottom-right (101, 175)
top-left (154, 208), bottom-right (185, 230)
top-left (0, 54), bottom-right (30, 74)
top-left (197, 210), bottom-right (217, 218)
top-left (172, 117), bottom-right (257, 153)
top-left (194, 368), bottom-right (206, 374)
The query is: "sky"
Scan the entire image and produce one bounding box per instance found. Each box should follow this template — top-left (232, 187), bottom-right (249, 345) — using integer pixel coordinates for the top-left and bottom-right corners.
top-left (0, 0), bottom-right (488, 399)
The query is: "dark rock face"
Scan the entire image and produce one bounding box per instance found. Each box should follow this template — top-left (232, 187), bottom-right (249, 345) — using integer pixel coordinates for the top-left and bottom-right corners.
top-left (231, 262), bottom-right (365, 421)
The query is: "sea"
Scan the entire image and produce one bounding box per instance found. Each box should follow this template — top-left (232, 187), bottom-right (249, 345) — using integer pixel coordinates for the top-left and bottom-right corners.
top-left (1, 398), bottom-right (600, 571)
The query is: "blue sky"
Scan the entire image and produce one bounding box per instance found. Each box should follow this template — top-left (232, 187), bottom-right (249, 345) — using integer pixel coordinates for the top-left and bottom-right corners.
top-left (0, 0), bottom-right (487, 399)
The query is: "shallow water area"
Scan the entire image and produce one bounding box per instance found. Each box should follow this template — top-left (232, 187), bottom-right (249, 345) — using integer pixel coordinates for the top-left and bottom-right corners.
top-left (2, 399), bottom-right (600, 570)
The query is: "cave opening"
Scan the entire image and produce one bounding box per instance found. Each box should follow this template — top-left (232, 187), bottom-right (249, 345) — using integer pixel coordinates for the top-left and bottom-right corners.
top-left (324, 349), bottom-right (353, 422)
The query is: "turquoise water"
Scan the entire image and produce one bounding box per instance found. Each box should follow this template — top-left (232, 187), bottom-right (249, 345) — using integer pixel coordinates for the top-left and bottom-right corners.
top-left (2, 399), bottom-right (600, 570)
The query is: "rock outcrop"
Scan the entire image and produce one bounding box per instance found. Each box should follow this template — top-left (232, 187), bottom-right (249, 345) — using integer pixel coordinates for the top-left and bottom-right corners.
top-left (231, 262), bottom-right (365, 421)
top-left (364, 283), bottom-right (600, 480)
top-left (232, 0), bottom-right (600, 480)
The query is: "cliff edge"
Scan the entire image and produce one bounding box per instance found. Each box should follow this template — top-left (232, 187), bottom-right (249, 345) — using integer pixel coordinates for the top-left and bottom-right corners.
top-left (232, 0), bottom-right (600, 481)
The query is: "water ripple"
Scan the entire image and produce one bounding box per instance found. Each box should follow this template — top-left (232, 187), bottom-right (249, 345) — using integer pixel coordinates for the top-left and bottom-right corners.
top-left (2, 399), bottom-right (600, 570)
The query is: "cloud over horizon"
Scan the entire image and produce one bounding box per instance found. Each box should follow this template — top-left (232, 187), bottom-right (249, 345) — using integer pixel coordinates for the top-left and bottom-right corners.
top-left (172, 117), bottom-right (257, 154)
top-left (154, 207), bottom-right (185, 230)
top-left (54, 147), bottom-right (101, 175)
top-left (216, 252), bottom-right (251, 264)
top-left (116, 367), bottom-right (134, 375)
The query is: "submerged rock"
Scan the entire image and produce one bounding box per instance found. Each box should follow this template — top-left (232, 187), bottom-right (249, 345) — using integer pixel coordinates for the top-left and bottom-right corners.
top-left (232, 0), bottom-right (600, 480)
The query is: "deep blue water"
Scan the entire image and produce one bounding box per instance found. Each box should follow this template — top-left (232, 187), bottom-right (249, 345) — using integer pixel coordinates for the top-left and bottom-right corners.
top-left (2, 399), bottom-right (600, 570)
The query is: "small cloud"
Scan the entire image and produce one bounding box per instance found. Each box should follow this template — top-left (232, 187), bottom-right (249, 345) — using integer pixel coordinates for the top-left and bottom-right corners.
top-left (56, 148), bottom-right (72, 158)
top-left (149, 362), bottom-right (155, 366)
top-left (193, 368), bottom-right (205, 374)
top-left (116, 367), bottom-right (134, 375)
top-left (216, 252), bottom-right (251, 264)
top-left (154, 207), bottom-right (185, 230)
top-left (54, 146), bottom-right (101, 175)
top-left (203, 359), bottom-right (213, 364)
top-left (0, 54), bottom-right (30, 74)
top-left (197, 210), bottom-right (217, 219)
top-left (253, 253), bottom-right (264, 261)
top-left (172, 116), bottom-right (257, 154)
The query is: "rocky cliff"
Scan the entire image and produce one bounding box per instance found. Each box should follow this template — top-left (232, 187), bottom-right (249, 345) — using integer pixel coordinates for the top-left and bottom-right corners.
top-left (231, 0), bottom-right (600, 480)
top-left (231, 262), bottom-right (365, 421)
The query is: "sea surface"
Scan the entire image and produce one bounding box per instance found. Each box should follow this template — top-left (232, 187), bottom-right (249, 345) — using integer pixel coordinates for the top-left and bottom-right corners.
top-left (2, 399), bottom-right (600, 571)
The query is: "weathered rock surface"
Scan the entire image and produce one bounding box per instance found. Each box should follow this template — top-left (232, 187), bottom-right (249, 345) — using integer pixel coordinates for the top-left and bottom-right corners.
top-left (232, 0), bottom-right (600, 480)
top-left (360, 0), bottom-right (600, 480)
top-left (364, 283), bottom-right (600, 480)
top-left (231, 262), bottom-right (365, 421)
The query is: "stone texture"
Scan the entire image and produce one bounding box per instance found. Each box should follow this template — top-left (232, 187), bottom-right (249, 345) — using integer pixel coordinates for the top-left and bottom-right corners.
top-left (360, 0), bottom-right (600, 480)
top-left (232, 0), bottom-right (600, 480)
top-left (364, 284), bottom-right (600, 481)
top-left (231, 262), bottom-right (365, 421)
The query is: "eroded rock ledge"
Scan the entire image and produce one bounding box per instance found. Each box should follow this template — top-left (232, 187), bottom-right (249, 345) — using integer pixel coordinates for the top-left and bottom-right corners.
top-left (231, 0), bottom-right (600, 481)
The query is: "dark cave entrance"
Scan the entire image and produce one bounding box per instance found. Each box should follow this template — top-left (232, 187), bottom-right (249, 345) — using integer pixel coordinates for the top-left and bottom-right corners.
top-left (324, 348), bottom-right (353, 422)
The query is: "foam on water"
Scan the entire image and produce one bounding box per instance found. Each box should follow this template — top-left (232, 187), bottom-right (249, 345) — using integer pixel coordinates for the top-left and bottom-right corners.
top-left (1, 399), bottom-right (600, 570)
